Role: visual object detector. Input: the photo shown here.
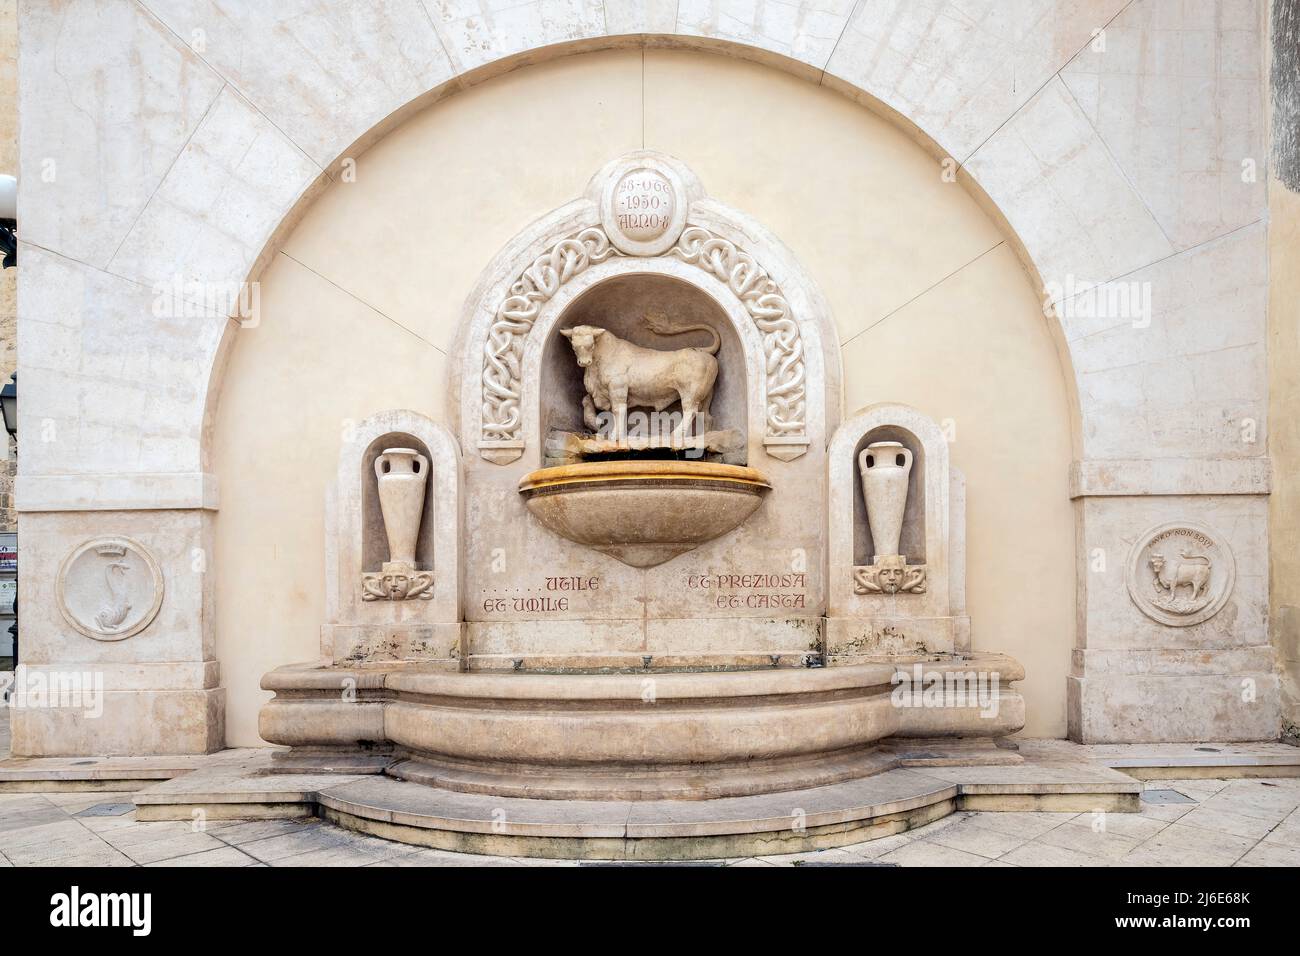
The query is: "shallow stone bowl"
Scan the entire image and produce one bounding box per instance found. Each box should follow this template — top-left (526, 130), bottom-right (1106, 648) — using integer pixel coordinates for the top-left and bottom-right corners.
top-left (518, 460), bottom-right (772, 567)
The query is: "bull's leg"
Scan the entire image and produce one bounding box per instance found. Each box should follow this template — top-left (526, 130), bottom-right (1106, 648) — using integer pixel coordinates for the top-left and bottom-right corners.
top-left (611, 386), bottom-right (629, 444)
top-left (674, 393), bottom-right (698, 444)
top-left (582, 395), bottom-right (600, 433)
top-left (696, 385), bottom-right (715, 434)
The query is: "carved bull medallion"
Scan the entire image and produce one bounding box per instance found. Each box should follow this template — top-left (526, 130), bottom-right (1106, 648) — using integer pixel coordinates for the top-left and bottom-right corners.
top-left (1126, 522), bottom-right (1235, 627)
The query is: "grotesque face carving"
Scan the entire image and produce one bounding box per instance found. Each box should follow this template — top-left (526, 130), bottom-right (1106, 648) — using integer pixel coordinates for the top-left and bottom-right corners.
top-left (877, 567), bottom-right (903, 593)
top-left (559, 325), bottom-right (606, 368)
top-left (383, 572), bottom-right (411, 599)
top-left (877, 554), bottom-right (907, 594)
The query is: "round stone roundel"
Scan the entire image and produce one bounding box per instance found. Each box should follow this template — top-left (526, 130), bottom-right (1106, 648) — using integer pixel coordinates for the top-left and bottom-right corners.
top-left (57, 536), bottom-right (165, 641)
top-left (1125, 522), bottom-right (1234, 627)
top-left (600, 159), bottom-right (688, 256)
top-left (612, 168), bottom-right (675, 242)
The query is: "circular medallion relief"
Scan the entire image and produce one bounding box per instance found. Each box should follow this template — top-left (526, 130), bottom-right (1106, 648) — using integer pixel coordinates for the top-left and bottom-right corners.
top-left (600, 162), bottom-right (688, 256)
top-left (57, 536), bottom-right (164, 641)
top-left (613, 169), bottom-right (674, 241)
top-left (1126, 522), bottom-right (1234, 627)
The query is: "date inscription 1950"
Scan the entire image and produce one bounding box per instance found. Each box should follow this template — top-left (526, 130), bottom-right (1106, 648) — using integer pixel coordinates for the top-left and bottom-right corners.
top-left (614, 169), bottom-right (674, 241)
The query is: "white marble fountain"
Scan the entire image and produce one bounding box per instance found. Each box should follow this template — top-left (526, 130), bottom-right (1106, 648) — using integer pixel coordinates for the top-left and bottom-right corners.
top-left (258, 152), bottom-right (1027, 844)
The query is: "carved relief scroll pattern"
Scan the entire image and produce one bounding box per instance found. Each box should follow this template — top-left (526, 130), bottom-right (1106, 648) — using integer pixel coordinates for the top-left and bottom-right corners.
top-left (670, 226), bottom-right (807, 443)
top-left (481, 228), bottom-right (622, 446)
top-left (477, 224), bottom-right (810, 457)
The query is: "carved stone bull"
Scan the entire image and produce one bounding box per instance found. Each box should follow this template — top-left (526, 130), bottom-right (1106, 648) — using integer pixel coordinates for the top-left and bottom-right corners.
top-left (1150, 550), bottom-right (1212, 606)
top-left (560, 315), bottom-right (720, 442)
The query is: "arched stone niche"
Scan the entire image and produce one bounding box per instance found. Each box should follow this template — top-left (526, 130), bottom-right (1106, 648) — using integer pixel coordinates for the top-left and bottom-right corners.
top-left (323, 409), bottom-right (463, 666)
top-left (540, 273), bottom-right (749, 465)
top-left (451, 150), bottom-right (840, 470)
top-left (447, 151), bottom-right (843, 669)
top-left (826, 403), bottom-right (968, 663)
top-left (537, 266), bottom-right (756, 465)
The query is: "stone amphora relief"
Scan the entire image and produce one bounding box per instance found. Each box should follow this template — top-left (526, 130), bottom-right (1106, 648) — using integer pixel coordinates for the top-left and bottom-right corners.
top-left (375, 447), bottom-right (428, 566)
top-left (858, 441), bottom-right (912, 561)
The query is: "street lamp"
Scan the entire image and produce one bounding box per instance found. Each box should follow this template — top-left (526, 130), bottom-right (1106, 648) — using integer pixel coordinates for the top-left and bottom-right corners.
top-left (0, 373), bottom-right (14, 443)
top-left (0, 174), bottom-right (14, 269)
top-left (0, 371), bottom-right (12, 673)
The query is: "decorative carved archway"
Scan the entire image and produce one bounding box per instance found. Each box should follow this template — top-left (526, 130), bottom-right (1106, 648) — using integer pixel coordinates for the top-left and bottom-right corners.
top-left (456, 151), bottom-right (838, 467)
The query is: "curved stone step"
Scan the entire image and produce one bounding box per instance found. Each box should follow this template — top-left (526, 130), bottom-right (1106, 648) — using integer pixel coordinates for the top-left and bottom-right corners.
top-left (131, 754), bottom-right (1141, 860)
top-left (315, 769), bottom-right (960, 859)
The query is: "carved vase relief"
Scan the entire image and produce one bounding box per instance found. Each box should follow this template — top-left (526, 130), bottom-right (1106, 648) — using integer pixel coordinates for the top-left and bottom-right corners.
top-left (57, 536), bottom-right (164, 641)
top-left (854, 441), bottom-right (926, 595)
top-left (860, 442), bottom-right (911, 559)
top-left (362, 447), bottom-right (434, 601)
top-left (1127, 522), bottom-right (1235, 626)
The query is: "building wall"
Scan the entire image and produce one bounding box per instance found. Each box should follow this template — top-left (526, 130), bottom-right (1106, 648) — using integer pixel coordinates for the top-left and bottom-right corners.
top-left (11, 2), bottom-right (1278, 756)
top-left (211, 49), bottom-right (1076, 746)
top-left (1268, 0), bottom-right (1300, 742)
top-left (0, 0), bottom-right (16, 534)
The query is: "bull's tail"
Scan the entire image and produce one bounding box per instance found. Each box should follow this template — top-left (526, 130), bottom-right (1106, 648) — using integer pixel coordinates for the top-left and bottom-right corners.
top-left (645, 311), bottom-right (721, 355)
top-left (1178, 550), bottom-right (1211, 564)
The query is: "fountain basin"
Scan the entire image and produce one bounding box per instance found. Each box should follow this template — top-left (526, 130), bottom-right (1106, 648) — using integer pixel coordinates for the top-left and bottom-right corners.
top-left (518, 460), bottom-right (771, 567)
top-left (259, 655), bottom-right (1027, 800)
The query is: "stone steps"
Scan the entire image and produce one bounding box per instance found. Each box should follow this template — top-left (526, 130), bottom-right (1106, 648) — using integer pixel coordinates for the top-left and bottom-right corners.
top-left (123, 749), bottom-right (1144, 860)
top-left (6, 740), bottom-right (1296, 858)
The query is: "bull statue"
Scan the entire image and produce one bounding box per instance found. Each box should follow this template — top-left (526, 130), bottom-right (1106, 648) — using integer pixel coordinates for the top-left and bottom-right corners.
top-left (560, 312), bottom-right (720, 443)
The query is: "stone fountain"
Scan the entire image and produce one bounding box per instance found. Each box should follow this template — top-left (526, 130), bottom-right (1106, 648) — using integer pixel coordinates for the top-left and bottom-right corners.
top-left (257, 152), bottom-right (1028, 849)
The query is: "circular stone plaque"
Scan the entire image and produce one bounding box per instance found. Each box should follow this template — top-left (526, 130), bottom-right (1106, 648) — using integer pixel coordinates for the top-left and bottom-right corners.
top-left (1125, 522), bottom-right (1234, 627)
top-left (600, 162), bottom-right (688, 256)
top-left (57, 536), bottom-right (164, 641)
top-left (613, 169), bottom-right (674, 241)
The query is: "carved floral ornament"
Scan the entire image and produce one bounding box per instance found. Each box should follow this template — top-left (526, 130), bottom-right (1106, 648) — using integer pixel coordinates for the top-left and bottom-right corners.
top-left (1125, 522), bottom-right (1235, 627)
top-left (57, 536), bottom-right (164, 641)
top-left (477, 221), bottom-right (809, 463)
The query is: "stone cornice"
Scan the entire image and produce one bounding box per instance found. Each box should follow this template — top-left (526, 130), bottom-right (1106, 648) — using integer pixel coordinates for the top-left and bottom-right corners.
top-left (16, 473), bottom-right (220, 512)
top-left (1069, 458), bottom-right (1272, 499)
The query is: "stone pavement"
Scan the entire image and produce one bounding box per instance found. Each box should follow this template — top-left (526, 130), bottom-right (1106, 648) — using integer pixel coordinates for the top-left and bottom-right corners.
top-left (2, 708), bottom-right (1298, 867)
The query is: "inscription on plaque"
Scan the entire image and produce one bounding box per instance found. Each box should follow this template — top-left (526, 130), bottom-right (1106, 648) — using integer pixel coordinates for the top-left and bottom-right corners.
top-left (687, 572), bottom-right (808, 610)
top-left (614, 169), bottom-right (674, 241)
top-left (482, 575), bottom-right (601, 615)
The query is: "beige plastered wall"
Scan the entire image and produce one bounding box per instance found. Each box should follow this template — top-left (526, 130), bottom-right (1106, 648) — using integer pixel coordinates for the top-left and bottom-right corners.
top-left (213, 49), bottom-right (1076, 746)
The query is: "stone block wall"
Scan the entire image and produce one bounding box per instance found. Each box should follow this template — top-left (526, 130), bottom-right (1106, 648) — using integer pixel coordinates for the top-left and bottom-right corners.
top-left (0, 0), bottom-right (15, 535)
top-left (1268, 0), bottom-right (1300, 743)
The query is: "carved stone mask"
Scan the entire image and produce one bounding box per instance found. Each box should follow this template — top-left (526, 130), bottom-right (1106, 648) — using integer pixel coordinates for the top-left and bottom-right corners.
top-left (877, 554), bottom-right (907, 594)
